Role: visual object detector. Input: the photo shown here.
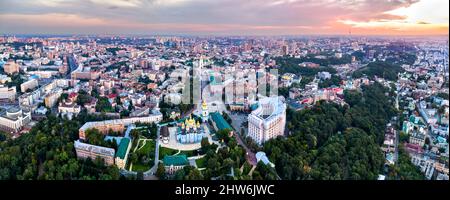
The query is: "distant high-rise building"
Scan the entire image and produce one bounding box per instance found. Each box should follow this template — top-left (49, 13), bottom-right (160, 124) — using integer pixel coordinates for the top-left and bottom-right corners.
top-left (282, 45), bottom-right (289, 56)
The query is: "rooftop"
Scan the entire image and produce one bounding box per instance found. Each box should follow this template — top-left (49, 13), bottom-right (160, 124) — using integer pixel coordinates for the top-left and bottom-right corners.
top-left (74, 140), bottom-right (115, 157)
top-left (161, 126), bottom-right (170, 137)
top-left (250, 96), bottom-right (286, 122)
top-left (115, 138), bottom-right (130, 159)
top-left (163, 154), bottom-right (188, 166)
top-left (210, 112), bottom-right (232, 131)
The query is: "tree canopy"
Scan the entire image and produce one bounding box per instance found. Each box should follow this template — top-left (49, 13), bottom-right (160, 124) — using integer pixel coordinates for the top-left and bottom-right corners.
top-left (353, 61), bottom-right (404, 81)
top-left (274, 56), bottom-right (338, 78)
top-left (263, 83), bottom-right (396, 180)
top-left (0, 115), bottom-right (120, 180)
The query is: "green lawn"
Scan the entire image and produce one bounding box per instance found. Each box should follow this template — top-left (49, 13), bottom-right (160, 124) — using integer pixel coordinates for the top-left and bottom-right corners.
top-left (132, 163), bottom-right (151, 172)
top-left (135, 125), bottom-right (157, 139)
top-left (159, 147), bottom-right (199, 158)
top-left (159, 147), bottom-right (179, 158)
top-left (195, 157), bottom-right (207, 168)
top-left (130, 139), bottom-right (156, 172)
top-left (179, 150), bottom-right (197, 157)
top-left (136, 140), bottom-right (156, 158)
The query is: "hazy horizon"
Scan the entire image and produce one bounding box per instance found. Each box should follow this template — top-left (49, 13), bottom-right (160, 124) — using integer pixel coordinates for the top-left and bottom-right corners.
top-left (0, 0), bottom-right (449, 36)
top-left (1, 33), bottom-right (449, 38)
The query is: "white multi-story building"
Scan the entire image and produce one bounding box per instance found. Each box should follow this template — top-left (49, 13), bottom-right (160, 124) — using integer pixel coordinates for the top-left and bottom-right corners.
top-left (0, 107), bottom-right (31, 133)
top-left (19, 89), bottom-right (42, 107)
top-left (58, 101), bottom-right (81, 120)
top-left (44, 87), bottom-right (63, 108)
top-left (0, 86), bottom-right (17, 101)
top-left (20, 79), bottom-right (39, 93)
top-left (318, 71), bottom-right (331, 80)
top-left (0, 74), bottom-right (12, 84)
top-left (248, 96), bottom-right (286, 145)
top-left (115, 138), bottom-right (131, 170)
top-left (411, 154), bottom-right (435, 180)
top-left (129, 93), bottom-right (146, 106)
top-left (43, 79), bottom-right (70, 92)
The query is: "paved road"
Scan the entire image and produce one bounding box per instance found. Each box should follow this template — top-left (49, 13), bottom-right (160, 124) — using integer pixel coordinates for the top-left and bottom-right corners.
top-left (0, 102), bottom-right (18, 107)
top-left (137, 124), bottom-right (161, 179)
top-left (188, 155), bottom-right (205, 168)
top-left (394, 129), bottom-right (399, 162)
top-left (387, 118), bottom-right (399, 164)
top-left (147, 124), bottom-right (161, 176)
top-left (393, 118), bottom-right (399, 163)
top-left (66, 54), bottom-right (78, 79)
top-left (234, 132), bottom-right (257, 166)
top-left (199, 90), bottom-right (257, 167)
top-left (227, 112), bottom-right (257, 166)
top-left (229, 113), bottom-right (247, 135)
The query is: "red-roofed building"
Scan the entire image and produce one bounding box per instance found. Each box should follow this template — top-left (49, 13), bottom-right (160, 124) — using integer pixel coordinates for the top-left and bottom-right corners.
top-left (405, 143), bottom-right (424, 154)
top-left (68, 92), bottom-right (78, 102)
top-left (107, 93), bottom-right (118, 106)
top-left (107, 93), bottom-right (118, 99)
top-left (147, 83), bottom-right (158, 90)
top-left (332, 87), bottom-right (344, 95)
top-left (301, 97), bottom-right (313, 104)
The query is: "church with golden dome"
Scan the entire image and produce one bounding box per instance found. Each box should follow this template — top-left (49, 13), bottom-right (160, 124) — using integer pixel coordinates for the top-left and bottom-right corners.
top-left (177, 115), bottom-right (205, 144)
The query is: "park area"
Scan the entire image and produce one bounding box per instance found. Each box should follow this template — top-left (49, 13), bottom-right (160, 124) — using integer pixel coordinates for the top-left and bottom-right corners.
top-left (129, 138), bottom-right (156, 172)
top-left (159, 146), bottom-right (199, 158)
top-left (195, 156), bottom-right (207, 168)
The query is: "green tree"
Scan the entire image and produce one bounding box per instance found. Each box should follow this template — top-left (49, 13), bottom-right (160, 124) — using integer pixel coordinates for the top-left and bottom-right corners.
top-left (264, 83), bottom-right (396, 180)
top-left (186, 169), bottom-right (203, 180)
top-left (76, 91), bottom-right (92, 106)
top-left (344, 90), bottom-right (362, 107)
top-left (387, 145), bottom-right (425, 180)
top-left (201, 137), bottom-right (210, 153)
top-left (96, 97), bottom-right (114, 112)
top-left (136, 171), bottom-right (144, 180)
top-left (174, 169), bottom-right (185, 180)
top-left (353, 61), bottom-right (404, 81)
top-left (156, 163), bottom-right (166, 180)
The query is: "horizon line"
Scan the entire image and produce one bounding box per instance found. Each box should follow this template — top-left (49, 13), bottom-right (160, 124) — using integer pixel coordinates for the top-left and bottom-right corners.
top-left (1, 33), bottom-right (449, 38)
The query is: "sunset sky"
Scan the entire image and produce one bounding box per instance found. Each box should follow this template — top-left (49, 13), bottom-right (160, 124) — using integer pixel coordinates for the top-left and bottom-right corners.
top-left (0, 0), bottom-right (448, 36)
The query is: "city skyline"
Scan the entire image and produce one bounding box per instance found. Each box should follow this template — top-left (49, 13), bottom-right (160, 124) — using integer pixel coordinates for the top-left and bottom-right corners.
top-left (0, 0), bottom-right (448, 36)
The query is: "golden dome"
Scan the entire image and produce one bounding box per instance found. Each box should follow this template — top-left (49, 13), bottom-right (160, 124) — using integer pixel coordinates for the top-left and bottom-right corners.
top-left (202, 100), bottom-right (208, 109)
top-left (183, 115), bottom-right (196, 128)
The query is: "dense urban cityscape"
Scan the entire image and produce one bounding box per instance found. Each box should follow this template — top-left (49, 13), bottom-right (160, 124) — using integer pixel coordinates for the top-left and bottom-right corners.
top-left (0, 35), bottom-right (448, 180)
